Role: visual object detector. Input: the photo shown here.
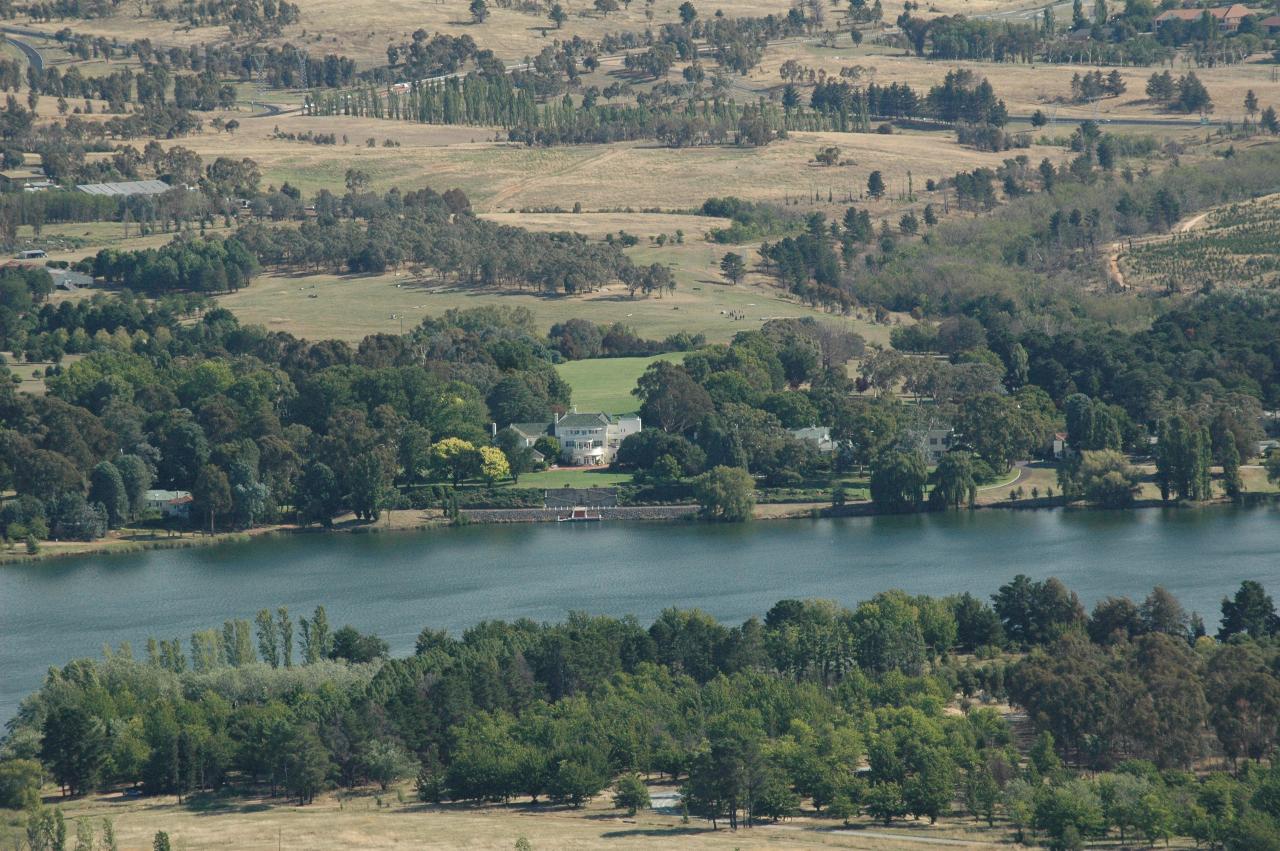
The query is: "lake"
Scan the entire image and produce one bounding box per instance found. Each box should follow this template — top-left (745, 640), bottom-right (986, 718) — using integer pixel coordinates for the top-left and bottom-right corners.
top-left (3, 504), bottom-right (1279, 725)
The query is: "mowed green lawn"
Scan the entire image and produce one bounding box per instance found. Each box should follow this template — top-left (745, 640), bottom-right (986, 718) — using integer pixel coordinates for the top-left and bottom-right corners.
top-left (556, 353), bottom-right (684, 416)
top-left (514, 468), bottom-right (633, 488)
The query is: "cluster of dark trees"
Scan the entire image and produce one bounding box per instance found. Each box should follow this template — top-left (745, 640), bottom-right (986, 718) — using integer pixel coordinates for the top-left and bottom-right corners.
top-left (309, 77), bottom-right (805, 149)
top-left (91, 235), bottom-right (258, 295)
top-left (613, 319), bottom-right (866, 488)
top-left (808, 70), bottom-right (1007, 125)
top-left (230, 186), bottom-right (635, 293)
top-left (890, 0), bottom-right (1265, 67)
top-left (5, 579), bottom-right (1280, 849)
top-left (0, 93), bottom-right (202, 149)
top-left (0, 280), bottom-right (719, 541)
top-left (547, 318), bottom-right (702, 360)
top-left (149, 0), bottom-right (300, 35)
top-left (21, 0), bottom-right (299, 36)
top-left (1145, 70), bottom-right (1214, 114)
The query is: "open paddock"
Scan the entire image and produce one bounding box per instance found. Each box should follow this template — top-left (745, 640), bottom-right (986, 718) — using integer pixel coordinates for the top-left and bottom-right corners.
top-left (215, 260), bottom-right (891, 345)
top-left (156, 111), bottom-right (1061, 215)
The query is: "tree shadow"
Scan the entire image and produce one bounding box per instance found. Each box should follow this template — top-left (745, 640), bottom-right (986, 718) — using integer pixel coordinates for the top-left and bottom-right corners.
top-left (600, 826), bottom-right (711, 838)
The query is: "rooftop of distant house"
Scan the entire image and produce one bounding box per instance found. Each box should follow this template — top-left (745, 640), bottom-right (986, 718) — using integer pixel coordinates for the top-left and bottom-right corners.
top-left (76, 179), bottom-right (172, 197)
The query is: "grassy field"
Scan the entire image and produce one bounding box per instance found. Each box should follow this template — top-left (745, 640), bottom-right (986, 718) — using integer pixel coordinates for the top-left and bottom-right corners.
top-left (2, 781), bottom-right (1046, 851)
top-left (215, 257), bottom-right (898, 346)
top-left (514, 468), bottom-right (634, 488)
top-left (2, 353), bottom-right (84, 396)
top-left (556, 353), bottom-right (682, 415)
top-left (122, 106), bottom-right (1058, 219)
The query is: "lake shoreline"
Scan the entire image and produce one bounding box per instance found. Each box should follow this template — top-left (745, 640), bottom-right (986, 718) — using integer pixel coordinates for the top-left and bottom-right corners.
top-left (4, 491), bottom-right (1270, 566)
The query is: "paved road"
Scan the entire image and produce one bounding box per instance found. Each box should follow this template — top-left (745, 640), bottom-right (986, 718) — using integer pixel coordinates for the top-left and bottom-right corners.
top-left (1, 28), bottom-right (44, 74)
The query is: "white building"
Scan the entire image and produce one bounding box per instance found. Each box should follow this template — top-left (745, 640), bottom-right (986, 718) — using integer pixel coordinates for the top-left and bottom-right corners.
top-left (789, 426), bottom-right (837, 453)
top-left (553, 412), bottom-right (642, 466)
top-left (910, 426), bottom-right (955, 465)
top-left (144, 489), bottom-right (193, 519)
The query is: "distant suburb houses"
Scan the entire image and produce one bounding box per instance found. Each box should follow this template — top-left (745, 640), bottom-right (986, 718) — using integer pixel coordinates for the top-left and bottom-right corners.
top-left (1153, 4), bottom-right (1261, 31)
top-left (508, 412), bottom-right (642, 467)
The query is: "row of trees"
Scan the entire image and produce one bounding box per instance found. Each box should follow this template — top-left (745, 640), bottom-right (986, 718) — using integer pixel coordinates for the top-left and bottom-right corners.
top-left (5, 579), bottom-right (1280, 848)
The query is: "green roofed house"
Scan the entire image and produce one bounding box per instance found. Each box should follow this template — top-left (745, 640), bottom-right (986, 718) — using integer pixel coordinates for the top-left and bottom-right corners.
top-left (509, 422), bottom-right (553, 447)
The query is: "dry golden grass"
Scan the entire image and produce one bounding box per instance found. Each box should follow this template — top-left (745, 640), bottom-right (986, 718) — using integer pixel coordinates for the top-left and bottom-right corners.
top-left (20, 783), bottom-right (1023, 851)
top-left (748, 42), bottom-right (1278, 127)
top-left (153, 107), bottom-right (1060, 215)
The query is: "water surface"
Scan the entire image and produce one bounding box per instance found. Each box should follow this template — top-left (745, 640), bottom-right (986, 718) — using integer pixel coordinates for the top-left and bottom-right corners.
top-left (3, 505), bottom-right (1278, 724)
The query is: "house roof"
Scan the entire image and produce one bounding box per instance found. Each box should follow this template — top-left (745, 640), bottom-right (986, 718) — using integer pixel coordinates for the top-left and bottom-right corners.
top-left (51, 269), bottom-right (93, 290)
top-left (1261, 13), bottom-right (1280, 25)
top-left (76, 179), bottom-right (172, 197)
top-left (509, 421), bottom-right (552, 438)
top-left (1155, 4), bottom-right (1256, 21)
top-left (556, 412), bottom-right (613, 429)
top-left (145, 489), bottom-right (192, 503)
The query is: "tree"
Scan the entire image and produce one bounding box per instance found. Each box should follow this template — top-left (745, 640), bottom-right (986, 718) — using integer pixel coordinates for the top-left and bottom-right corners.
top-left (361, 740), bottom-right (417, 791)
top-left (613, 772), bottom-right (651, 815)
top-left (1219, 580), bottom-right (1278, 640)
top-left (692, 466), bottom-right (755, 522)
top-left (41, 706), bottom-right (108, 796)
top-left (634, 361), bottom-right (714, 434)
top-left (869, 450), bottom-right (926, 513)
top-left (331, 625), bottom-right (389, 663)
top-left (549, 3), bottom-right (567, 27)
top-left (88, 462), bottom-right (129, 529)
top-left (1219, 434), bottom-right (1242, 498)
top-left (297, 461), bottom-right (341, 527)
top-left (479, 446), bottom-right (510, 485)
top-left (495, 429), bottom-right (537, 483)
top-left (867, 170), bottom-right (886, 199)
top-left (431, 438), bottom-right (483, 485)
top-left (993, 574), bottom-right (1084, 647)
top-left (719, 252), bottom-right (746, 284)
top-left (285, 726), bottom-right (330, 804)
top-left (1244, 89), bottom-right (1259, 121)
top-left (814, 146), bottom-right (841, 166)
top-left (0, 758), bottom-right (42, 809)
top-left (255, 609), bottom-right (279, 667)
top-left (348, 448), bottom-right (393, 521)
top-left (678, 1), bottom-right (697, 24)
top-left (469, 0), bottom-right (488, 22)
top-left (853, 591), bottom-right (927, 675)
top-left (229, 459), bottom-right (270, 529)
top-left (193, 464), bottom-right (231, 533)
top-left (1062, 450), bottom-right (1139, 508)
top-left (115, 454), bottom-right (153, 520)
top-left (865, 782), bottom-right (905, 825)
top-left (1155, 415), bottom-right (1211, 502)
top-left (904, 747), bottom-right (955, 823)
top-left (300, 605), bottom-right (333, 663)
top-left (153, 832), bottom-right (171, 851)
top-left (278, 607), bottom-right (294, 667)
top-left (929, 451), bottom-right (976, 510)
top-left (1262, 106), bottom-right (1279, 135)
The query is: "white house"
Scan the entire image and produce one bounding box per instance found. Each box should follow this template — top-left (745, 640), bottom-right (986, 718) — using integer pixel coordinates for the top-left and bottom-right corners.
top-left (789, 426), bottom-right (837, 453)
top-left (554, 412), bottom-right (641, 466)
top-left (144, 489), bottom-right (193, 519)
top-left (909, 425), bottom-right (955, 465)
